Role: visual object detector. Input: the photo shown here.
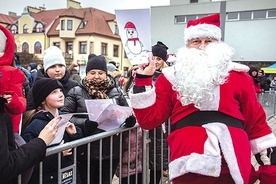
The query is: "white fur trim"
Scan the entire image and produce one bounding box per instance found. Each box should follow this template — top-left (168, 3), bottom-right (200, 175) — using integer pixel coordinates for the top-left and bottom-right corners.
top-left (228, 62), bottom-right (249, 72)
top-left (128, 86), bottom-right (156, 109)
top-left (250, 133), bottom-right (276, 155)
top-left (204, 123), bottom-right (244, 184)
top-left (169, 153), bottom-right (221, 180)
top-left (184, 24), bottom-right (221, 43)
top-left (162, 67), bottom-right (176, 86)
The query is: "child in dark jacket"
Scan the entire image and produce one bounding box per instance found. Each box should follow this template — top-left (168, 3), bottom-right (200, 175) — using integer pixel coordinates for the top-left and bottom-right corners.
top-left (22, 78), bottom-right (83, 184)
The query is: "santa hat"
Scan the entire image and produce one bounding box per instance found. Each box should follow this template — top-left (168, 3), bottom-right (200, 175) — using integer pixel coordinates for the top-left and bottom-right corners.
top-left (184, 13), bottom-right (221, 44)
top-left (43, 46), bottom-right (66, 71)
top-left (124, 22), bottom-right (136, 29)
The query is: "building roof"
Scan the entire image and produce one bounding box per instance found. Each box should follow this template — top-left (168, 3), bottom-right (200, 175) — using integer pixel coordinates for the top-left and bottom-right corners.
top-left (44, 7), bottom-right (119, 39)
top-left (0, 13), bottom-right (17, 25)
top-left (30, 9), bottom-right (68, 31)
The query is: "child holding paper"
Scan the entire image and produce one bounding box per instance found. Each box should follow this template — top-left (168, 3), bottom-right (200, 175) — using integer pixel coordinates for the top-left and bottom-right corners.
top-left (22, 78), bottom-right (82, 184)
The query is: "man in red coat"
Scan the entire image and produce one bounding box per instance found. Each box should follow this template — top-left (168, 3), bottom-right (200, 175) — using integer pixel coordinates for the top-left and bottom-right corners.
top-left (0, 24), bottom-right (26, 133)
top-left (129, 14), bottom-right (276, 183)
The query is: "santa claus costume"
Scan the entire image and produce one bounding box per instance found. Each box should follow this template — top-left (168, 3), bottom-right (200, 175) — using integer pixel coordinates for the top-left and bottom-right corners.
top-left (129, 14), bottom-right (276, 184)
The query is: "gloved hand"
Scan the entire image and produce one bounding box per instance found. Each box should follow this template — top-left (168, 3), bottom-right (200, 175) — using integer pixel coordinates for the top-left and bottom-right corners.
top-left (122, 115), bottom-right (136, 128)
top-left (85, 119), bottom-right (98, 134)
top-left (255, 147), bottom-right (276, 165)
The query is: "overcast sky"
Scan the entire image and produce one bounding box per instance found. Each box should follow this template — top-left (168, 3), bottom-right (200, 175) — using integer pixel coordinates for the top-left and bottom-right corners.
top-left (0, 0), bottom-right (170, 15)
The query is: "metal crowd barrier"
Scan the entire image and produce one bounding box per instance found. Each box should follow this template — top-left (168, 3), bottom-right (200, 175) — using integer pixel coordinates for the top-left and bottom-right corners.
top-left (17, 92), bottom-right (275, 184)
top-left (258, 91), bottom-right (276, 118)
top-left (18, 123), bottom-right (171, 184)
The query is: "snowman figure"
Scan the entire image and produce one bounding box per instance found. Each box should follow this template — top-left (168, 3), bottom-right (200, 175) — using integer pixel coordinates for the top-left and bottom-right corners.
top-left (124, 21), bottom-right (144, 55)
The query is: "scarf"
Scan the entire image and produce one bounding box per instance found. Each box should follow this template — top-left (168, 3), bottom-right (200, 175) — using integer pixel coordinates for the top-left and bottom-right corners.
top-left (83, 77), bottom-right (110, 99)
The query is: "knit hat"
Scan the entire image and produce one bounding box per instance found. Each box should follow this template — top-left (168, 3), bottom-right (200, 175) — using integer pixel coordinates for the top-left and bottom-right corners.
top-left (32, 78), bottom-right (63, 108)
top-left (152, 41), bottom-right (169, 61)
top-left (43, 46), bottom-right (66, 71)
top-left (184, 13), bottom-right (221, 44)
top-left (28, 62), bottom-right (37, 70)
top-left (86, 54), bottom-right (107, 73)
top-left (0, 30), bottom-right (7, 57)
top-left (107, 63), bottom-right (116, 72)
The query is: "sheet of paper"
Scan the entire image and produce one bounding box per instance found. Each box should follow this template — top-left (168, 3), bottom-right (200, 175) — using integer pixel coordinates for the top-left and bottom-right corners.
top-left (85, 99), bottom-right (132, 131)
top-left (49, 114), bottom-right (73, 145)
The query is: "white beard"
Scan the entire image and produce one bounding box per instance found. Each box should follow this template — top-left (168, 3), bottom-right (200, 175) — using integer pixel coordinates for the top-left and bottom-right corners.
top-left (172, 42), bottom-right (234, 109)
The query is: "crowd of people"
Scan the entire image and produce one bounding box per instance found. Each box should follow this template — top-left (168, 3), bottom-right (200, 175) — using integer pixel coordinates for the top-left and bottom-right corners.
top-left (1, 12), bottom-right (276, 184)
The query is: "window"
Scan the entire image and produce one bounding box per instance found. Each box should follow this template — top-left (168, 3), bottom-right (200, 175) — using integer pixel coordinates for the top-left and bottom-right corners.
top-left (253, 10), bottom-right (266, 19)
top-left (190, 0), bottom-right (198, 3)
top-left (89, 42), bottom-right (93, 54)
top-left (79, 42), bottom-right (87, 54)
top-left (67, 20), bottom-right (72, 30)
top-left (22, 42), bottom-right (29, 53)
top-left (61, 20), bottom-right (65, 30)
top-left (227, 12), bottom-right (239, 20)
top-left (268, 9), bottom-right (276, 18)
top-left (240, 11), bottom-right (252, 20)
top-left (11, 25), bottom-right (17, 34)
top-left (101, 43), bottom-right (107, 55)
top-left (53, 42), bottom-right (60, 48)
top-left (175, 15), bottom-right (186, 23)
top-left (23, 24), bottom-right (28, 33)
top-left (34, 41), bottom-right (42, 54)
top-left (66, 42), bottom-right (73, 59)
top-left (36, 23), bottom-right (43, 33)
top-left (114, 24), bottom-right (119, 35)
top-left (113, 45), bottom-right (119, 57)
top-left (186, 15), bottom-right (197, 22)
top-left (79, 21), bottom-right (87, 29)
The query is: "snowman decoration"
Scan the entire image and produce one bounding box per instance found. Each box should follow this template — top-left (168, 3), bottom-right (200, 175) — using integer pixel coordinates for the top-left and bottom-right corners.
top-left (124, 21), bottom-right (144, 55)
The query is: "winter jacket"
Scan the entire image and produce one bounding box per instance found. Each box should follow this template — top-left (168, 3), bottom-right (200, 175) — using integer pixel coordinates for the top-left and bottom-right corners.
top-left (0, 113), bottom-right (46, 184)
top-left (26, 69), bottom-right (78, 110)
top-left (0, 25), bottom-right (26, 133)
top-left (116, 127), bottom-right (143, 178)
top-left (22, 111), bottom-right (82, 184)
top-left (61, 76), bottom-right (128, 160)
top-left (149, 70), bottom-right (169, 171)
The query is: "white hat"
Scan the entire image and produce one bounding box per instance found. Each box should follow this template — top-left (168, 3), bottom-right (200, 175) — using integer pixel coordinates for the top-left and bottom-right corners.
top-left (0, 30), bottom-right (7, 57)
top-left (43, 46), bottom-right (66, 71)
top-left (184, 14), bottom-right (221, 44)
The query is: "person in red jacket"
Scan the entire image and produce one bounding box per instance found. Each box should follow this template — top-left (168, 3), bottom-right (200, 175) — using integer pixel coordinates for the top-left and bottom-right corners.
top-left (0, 24), bottom-right (26, 133)
top-left (129, 14), bottom-right (276, 184)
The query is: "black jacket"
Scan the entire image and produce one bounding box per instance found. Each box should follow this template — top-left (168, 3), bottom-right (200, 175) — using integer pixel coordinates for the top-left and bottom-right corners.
top-left (61, 76), bottom-right (128, 159)
top-left (0, 113), bottom-right (46, 184)
top-left (22, 111), bottom-right (82, 184)
top-left (26, 69), bottom-right (78, 110)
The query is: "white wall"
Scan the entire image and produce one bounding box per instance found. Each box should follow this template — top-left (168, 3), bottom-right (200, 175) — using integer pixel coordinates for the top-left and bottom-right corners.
top-left (151, 0), bottom-right (276, 62)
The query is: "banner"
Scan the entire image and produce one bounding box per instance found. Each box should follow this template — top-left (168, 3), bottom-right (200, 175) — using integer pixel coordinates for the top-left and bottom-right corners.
top-left (115, 9), bottom-right (151, 65)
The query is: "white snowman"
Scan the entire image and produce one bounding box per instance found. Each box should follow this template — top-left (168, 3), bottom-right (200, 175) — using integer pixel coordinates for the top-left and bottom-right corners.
top-left (124, 21), bottom-right (143, 55)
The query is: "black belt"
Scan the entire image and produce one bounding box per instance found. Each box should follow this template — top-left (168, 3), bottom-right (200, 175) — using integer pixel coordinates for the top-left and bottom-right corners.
top-left (172, 111), bottom-right (244, 131)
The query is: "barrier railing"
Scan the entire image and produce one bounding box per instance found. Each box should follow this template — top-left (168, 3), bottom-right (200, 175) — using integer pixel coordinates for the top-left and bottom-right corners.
top-left (17, 92), bottom-right (275, 184)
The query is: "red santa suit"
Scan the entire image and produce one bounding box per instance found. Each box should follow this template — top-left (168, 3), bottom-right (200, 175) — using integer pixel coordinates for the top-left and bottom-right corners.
top-left (0, 25), bottom-right (26, 133)
top-left (129, 61), bottom-right (276, 183)
top-left (130, 13), bottom-right (276, 184)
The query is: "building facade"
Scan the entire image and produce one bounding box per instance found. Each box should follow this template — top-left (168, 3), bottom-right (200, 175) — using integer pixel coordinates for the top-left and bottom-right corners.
top-left (151, 0), bottom-right (276, 68)
top-left (2, 0), bottom-right (131, 76)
